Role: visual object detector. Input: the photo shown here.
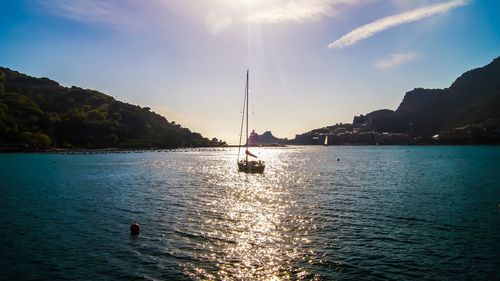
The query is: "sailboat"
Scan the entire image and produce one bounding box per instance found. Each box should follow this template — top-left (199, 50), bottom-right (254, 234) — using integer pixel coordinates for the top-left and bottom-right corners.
top-left (324, 135), bottom-right (329, 146)
top-left (237, 70), bottom-right (265, 173)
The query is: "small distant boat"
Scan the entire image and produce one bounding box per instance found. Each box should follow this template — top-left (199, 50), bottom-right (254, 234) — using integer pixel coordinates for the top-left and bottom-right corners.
top-left (324, 135), bottom-right (329, 146)
top-left (237, 70), bottom-right (265, 173)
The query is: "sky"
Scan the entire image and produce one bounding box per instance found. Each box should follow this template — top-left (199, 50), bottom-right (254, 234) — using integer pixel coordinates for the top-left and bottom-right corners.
top-left (1, 0), bottom-right (499, 144)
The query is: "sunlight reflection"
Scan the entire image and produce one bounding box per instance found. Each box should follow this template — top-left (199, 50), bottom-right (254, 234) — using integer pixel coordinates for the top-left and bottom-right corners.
top-left (180, 147), bottom-right (321, 280)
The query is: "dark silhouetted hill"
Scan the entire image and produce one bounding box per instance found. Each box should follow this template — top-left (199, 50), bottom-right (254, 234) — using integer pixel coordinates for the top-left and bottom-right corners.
top-left (0, 67), bottom-right (220, 150)
top-left (355, 56), bottom-right (500, 138)
top-left (291, 56), bottom-right (500, 144)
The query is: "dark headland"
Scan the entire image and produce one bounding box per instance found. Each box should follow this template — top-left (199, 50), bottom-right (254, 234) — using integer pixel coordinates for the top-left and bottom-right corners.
top-left (251, 56), bottom-right (500, 146)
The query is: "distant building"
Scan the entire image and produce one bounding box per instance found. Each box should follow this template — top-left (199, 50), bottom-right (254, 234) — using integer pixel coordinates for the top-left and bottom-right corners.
top-left (248, 130), bottom-right (259, 145)
top-left (247, 130), bottom-right (288, 145)
top-left (353, 114), bottom-right (370, 126)
top-left (434, 125), bottom-right (499, 143)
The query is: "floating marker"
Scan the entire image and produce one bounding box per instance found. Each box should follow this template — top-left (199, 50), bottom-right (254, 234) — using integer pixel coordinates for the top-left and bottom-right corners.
top-left (130, 223), bottom-right (140, 235)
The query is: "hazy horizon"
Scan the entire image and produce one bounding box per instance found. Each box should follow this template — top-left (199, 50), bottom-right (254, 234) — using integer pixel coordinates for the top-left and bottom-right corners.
top-left (1, 0), bottom-right (499, 144)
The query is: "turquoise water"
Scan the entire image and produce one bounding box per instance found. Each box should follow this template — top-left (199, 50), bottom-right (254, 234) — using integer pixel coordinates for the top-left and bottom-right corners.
top-left (0, 146), bottom-right (499, 280)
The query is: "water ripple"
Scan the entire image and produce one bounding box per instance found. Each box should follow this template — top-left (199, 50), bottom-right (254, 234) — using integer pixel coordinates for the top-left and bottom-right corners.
top-left (1, 146), bottom-right (499, 280)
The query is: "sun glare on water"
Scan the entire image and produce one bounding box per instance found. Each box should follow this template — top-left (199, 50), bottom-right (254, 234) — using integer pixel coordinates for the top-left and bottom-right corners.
top-left (177, 147), bottom-right (322, 280)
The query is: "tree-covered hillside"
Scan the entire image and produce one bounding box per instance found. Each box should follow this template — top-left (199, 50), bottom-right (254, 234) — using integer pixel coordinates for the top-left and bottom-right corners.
top-left (0, 67), bottom-right (221, 150)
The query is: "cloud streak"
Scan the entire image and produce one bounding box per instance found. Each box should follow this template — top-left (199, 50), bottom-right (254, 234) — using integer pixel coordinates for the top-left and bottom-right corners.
top-left (375, 52), bottom-right (418, 69)
top-left (249, 0), bottom-right (368, 24)
top-left (37, 0), bottom-right (131, 25)
top-left (206, 10), bottom-right (232, 35)
top-left (328, 0), bottom-right (469, 49)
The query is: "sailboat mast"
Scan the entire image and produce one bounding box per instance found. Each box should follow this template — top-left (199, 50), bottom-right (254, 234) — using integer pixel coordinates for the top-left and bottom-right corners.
top-left (246, 69), bottom-right (249, 163)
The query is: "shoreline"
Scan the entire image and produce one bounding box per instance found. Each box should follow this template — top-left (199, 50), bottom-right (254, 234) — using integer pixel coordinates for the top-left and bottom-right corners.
top-left (1, 143), bottom-right (499, 154)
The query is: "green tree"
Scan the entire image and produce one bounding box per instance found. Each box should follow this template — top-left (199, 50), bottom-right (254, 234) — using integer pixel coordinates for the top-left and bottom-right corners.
top-left (0, 71), bottom-right (5, 95)
top-left (19, 132), bottom-right (52, 149)
top-left (88, 110), bottom-right (105, 121)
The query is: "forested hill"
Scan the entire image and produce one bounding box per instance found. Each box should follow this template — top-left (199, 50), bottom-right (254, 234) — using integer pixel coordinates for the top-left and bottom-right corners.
top-left (0, 67), bottom-right (221, 150)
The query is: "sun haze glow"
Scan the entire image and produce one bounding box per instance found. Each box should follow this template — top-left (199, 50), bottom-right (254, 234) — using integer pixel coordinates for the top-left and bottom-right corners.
top-left (1, 0), bottom-right (499, 144)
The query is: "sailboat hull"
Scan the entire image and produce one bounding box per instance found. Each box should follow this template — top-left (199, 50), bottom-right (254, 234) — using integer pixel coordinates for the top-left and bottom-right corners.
top-left (238, 160), bottom-right (265, 174)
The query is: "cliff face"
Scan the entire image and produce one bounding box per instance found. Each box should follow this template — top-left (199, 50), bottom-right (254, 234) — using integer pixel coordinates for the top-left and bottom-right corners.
top-left (449, 57), bottom-right (500, 99)
top-left (393, 88), bottom-right (452, 136)
top-left (0, 67), bottom-right (215, 149)
top-left (358, 56), bottom-right (500, 138)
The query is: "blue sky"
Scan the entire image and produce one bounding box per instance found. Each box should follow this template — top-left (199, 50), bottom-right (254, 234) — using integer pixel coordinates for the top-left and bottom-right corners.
top-left (1, 0), bottom-right (499, 143)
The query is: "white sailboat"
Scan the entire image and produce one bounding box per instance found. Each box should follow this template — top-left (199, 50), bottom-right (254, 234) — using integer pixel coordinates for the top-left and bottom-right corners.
top-left (237, 70), bottom-right (265, 173)
top-left (324, 135), bottom-right (329, 146)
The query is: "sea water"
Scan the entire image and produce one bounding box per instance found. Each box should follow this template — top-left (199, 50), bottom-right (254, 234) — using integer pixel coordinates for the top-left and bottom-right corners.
top-left (0, 146), bottom-right (499, 280)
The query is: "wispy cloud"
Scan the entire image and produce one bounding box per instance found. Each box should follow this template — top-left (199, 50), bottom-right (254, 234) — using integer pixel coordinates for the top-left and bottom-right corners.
top-left (375, 52), bottom-right (418, 69)
top-left (249, 0), bottom-right (368, 24)
top-left (206, 10), bottom-right (232, 35)
top-left (328, 0), bottom-right (470, 49)
top-left (37, 0), bottom-right (131, 25)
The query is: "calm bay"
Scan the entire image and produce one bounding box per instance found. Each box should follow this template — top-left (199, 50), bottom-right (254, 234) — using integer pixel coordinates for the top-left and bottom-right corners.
top-left (0, 146), bottom-right (499, 280)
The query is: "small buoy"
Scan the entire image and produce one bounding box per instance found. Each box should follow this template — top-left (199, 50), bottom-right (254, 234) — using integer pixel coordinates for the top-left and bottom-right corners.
top-left (337, 158), bottom-right (340, 161)
top-left (130, 223), bottom-right (140, 235)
